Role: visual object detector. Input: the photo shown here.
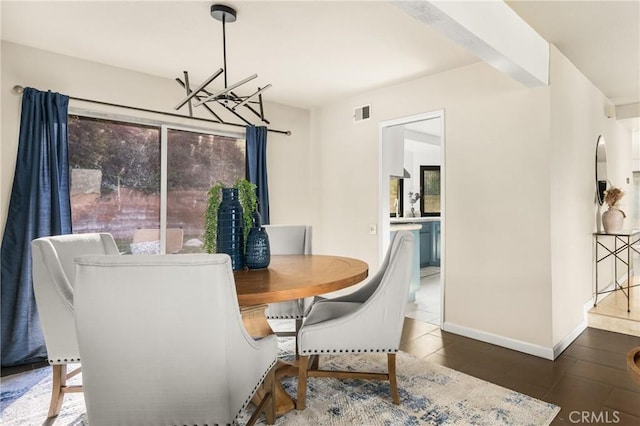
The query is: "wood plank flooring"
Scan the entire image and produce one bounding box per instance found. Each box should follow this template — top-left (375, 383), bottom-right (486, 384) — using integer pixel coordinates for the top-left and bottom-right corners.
top-left (400, 318), bottom-right (640, 425)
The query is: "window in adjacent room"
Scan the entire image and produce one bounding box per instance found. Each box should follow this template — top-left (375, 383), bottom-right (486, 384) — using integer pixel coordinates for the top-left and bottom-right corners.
top-left (389, 177), bottom-right (404, 217)
top-left (420, 165), bottom-right (441, 216)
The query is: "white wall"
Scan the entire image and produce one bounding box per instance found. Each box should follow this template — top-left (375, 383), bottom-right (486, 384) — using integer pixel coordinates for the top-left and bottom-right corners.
top-left (313, 60), bottom-right (554, 350)
top-left (632, 131), bottom-right (640, 230)
top-left (632, 131), bottom-right (639, 172)
top-left (548, 45), bottom-right (633, 350)
top-left (1, 41), bottom-right (313, 237)
top-left (311, 46), bottom-right (633, 357)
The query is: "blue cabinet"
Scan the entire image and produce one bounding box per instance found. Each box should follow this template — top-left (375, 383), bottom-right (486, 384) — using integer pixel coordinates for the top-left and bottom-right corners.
top-left (431, 221), bottom-right (441, 266)
top-left (419, 221), bottom-right (440, 267)
top-left (419, 224), bottom-right (431, 267)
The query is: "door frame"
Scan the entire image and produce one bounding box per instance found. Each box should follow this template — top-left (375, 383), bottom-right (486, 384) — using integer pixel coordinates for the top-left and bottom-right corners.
top-left (378, 110), bottom-right (445, 326)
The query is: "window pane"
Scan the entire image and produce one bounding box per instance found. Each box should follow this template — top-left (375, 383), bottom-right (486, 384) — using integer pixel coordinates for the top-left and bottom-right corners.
top-left (68, 116), bottom-right (160, 253)
top-left (420, 166), bottom-right (441, 216)
top-left (166, 129), bottom-right (246, 253)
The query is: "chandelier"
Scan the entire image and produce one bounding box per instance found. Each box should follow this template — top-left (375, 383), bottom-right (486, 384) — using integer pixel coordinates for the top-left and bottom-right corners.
top-left (174, 4), bottom-right (271, 125)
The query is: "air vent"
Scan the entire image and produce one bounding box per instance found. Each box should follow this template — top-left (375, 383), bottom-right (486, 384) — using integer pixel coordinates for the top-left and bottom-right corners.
top-left (353, 104), bottom-right (371, 122)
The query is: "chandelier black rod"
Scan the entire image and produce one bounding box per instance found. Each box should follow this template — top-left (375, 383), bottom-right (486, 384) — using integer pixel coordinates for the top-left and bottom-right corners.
top-left (175, 78), bottom-right (224, 122)
top-left (174, 68), bottom-right (223, 110)
top-left (193, 74), bottom-right (257, 107)
top-left (222, 13), bottom-right (228, 88)
top-left (230, 90), bottom-right (270, 124)
top-left (183, 71), bottom-right (193, 117)
top-left (233, 84), bottom-right (272, 110)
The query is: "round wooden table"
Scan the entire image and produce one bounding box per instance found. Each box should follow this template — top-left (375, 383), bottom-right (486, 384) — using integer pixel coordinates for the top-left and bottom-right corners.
top-left (234, 254), bottom-right (369, 416)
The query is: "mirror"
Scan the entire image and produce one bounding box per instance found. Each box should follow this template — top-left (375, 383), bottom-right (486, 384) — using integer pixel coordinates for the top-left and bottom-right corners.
top-left (595, 135), bottom-right (608, 205)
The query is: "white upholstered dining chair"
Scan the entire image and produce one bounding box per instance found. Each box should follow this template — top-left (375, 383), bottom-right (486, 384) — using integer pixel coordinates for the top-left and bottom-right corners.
top-left (263, 224), bottom-right (312, 355)
top-left (73, 253), bottom-right (277, 426)
top-left (31, 232), bottom-right (120, 418)
top-left (296, 230), bottom-right (414, 410)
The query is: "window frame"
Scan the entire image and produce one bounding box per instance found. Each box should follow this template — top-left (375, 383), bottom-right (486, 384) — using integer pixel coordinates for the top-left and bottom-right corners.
top-left (68, 109), bottom-right (245, 254)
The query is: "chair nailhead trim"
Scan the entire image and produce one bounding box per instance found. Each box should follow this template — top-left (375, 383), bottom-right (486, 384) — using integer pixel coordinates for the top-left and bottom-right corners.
top-left (233, 359), bottom-right (276, 424)
top-left (48, 358), bottom-right (81, 364)
top-left (266, 315), bottom-right (304, 319)
top-left (301, 348), bottom-right (398, 354)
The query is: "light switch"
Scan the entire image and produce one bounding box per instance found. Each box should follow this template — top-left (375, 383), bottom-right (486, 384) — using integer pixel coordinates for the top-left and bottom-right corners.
top-left (369, 224), bottom-right (377, 235)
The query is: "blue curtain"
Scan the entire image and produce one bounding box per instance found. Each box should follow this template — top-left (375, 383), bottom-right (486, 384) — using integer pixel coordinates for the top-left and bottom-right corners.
top-left (1, 88), bottom-right (71, 367)
top-left (246, 126), bottom-right (270, 224)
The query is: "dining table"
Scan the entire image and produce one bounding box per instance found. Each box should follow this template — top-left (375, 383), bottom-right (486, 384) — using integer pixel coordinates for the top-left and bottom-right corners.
top-left (234, 254), bottom-right (369, 416)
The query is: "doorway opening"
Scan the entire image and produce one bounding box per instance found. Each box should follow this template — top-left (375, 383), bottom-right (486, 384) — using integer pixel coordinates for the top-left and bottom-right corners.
top-left (379, 111), bottom-right (444, 327)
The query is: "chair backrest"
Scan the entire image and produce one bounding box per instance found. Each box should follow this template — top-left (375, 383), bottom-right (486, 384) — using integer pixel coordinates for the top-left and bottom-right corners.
top-left (131, 228), bottom-right (184, 254)
top-left (298, 231), bottom-right (414, 352)
top-left (333, 230), bottom-right (413, 306)
top-left (31, 233), bottom-right (119, 363)
top-left (367, 230), bottom-right (415, 321)
top-left (73, 254), bottom-right (265, 425)
top-left (263, 225), bottom-right (311, 255)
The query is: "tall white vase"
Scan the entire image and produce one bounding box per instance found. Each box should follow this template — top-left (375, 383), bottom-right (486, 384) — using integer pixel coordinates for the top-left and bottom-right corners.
top-left (602, 206), bottom-right (624, 233)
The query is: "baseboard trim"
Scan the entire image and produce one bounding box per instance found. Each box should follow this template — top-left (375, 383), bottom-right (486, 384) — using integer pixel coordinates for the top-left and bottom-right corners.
top-left (442, 322), bottom-right (555, 360)
top-left (552, 319), bottom-right (587, 359)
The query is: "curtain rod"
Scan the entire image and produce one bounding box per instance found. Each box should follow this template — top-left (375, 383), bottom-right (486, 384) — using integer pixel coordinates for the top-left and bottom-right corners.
top-left (12, 85), bottom-right (291, 136)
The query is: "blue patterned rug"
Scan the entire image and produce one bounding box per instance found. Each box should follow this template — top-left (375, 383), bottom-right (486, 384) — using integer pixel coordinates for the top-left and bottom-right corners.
top-left (1, 336), bottom-right (559, 425)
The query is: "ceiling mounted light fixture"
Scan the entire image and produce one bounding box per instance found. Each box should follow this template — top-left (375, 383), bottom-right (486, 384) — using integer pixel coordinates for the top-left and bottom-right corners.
top-left (174, 4), bottom-right (271, 125)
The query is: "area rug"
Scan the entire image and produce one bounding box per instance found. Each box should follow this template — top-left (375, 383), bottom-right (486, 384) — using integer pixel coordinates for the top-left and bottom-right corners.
top-left (1, 337), bottom-right (559, 426)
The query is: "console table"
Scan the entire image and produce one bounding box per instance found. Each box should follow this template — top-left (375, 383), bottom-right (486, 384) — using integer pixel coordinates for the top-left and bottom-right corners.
top-left (593, 230), bottom-right (640, 312)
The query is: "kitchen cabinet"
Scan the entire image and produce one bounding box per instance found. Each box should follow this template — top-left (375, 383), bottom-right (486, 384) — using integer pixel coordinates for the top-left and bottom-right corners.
top-left (419, 221), bottom-right (440, 267)
top-left (431, 221), bottom-right (441, 265)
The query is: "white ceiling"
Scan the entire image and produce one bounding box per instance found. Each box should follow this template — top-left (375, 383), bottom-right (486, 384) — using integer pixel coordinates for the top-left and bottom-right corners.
top-left (2, 0), bottom-right (639, 115)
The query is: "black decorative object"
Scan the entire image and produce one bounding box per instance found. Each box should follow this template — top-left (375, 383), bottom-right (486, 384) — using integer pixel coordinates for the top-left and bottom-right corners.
top-left (245, 211), bottom-right (270, 270)
top-left (217, 188), bottom-right (245, 271)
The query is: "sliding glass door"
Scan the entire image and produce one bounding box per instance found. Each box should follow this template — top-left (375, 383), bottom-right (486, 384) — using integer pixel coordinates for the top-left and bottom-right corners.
top-left (164, 127), bottom-right (245, 253)
top-left (68, 115), bottom-right (244, 254)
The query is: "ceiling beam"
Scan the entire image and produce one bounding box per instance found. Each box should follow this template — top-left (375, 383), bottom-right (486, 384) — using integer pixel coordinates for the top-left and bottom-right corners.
top-left (404, 129), bottom-right (440, 146)
top-left (395, 0), bottom-right (549, 87)
top-left (615, 103), bottom-right (640, 120)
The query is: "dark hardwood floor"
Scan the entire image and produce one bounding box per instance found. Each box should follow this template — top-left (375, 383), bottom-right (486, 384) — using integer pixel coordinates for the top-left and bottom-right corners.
top-left (3, 318), bottom-right (639, 425)
top-left (400, 318), bottom-right (640, 425)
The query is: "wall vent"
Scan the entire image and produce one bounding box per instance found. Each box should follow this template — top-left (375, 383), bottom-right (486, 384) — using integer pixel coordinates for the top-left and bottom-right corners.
top-left (353, 105), bottom-right (371, 122)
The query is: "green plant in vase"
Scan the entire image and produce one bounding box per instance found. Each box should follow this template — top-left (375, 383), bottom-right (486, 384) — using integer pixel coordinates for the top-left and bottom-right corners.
top-left (203, 178), bottom-right (258, 254)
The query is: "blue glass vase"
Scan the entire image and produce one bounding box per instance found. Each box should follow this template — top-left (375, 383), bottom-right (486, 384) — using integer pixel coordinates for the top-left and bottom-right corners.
top-left (245, 211), bottom-right (270, 270)
top-left (217, 188), bottom-right (244, 271)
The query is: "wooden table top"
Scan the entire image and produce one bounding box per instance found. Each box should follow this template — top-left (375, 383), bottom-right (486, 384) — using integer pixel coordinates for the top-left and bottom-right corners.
top-left (234, 254), bottom-right (368, 306)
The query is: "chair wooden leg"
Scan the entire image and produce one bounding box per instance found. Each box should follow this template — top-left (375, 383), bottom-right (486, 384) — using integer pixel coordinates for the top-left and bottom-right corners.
top-left (296, 355), bottom-right (309, 410)
top-left (388, 353), bottom-right (400, 405)
top-left (310, 354), bottom-right (320, 370)
top-left (48, 365), bottom-right (66, 418)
